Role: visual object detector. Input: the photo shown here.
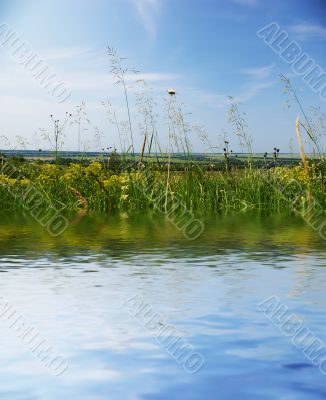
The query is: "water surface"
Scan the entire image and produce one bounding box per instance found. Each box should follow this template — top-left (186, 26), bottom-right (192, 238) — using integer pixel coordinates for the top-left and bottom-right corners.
top-left (0, 212), bottom-right (325, 399)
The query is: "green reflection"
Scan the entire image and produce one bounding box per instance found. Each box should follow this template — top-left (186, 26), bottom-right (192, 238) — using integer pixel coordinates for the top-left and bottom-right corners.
top-left (0, 211), bottom-right (324, 258)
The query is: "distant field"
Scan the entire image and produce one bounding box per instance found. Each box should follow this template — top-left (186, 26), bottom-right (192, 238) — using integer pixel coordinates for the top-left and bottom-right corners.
top-left (0, 149), bottom-right (320, 162)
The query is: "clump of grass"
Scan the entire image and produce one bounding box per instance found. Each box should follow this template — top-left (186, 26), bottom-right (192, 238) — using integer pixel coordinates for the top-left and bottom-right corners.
top-left (281, 74), bottom-right (324, 157)
top-left (1, 50), bottom-right (325, 217)
top-left (0, 158), bottom-right (325, 215)
top-left (227, 97), bottom-right (253, 164)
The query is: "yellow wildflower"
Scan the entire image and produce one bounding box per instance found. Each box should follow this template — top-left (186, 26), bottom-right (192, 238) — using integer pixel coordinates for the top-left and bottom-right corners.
top-left (85, 162), bottom-right (103, 176)
top-left (20, 178), bottom-right (31, 186)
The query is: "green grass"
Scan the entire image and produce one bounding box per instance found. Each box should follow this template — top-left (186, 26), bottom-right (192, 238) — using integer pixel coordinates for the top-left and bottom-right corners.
top-left (0, 158), bottom-right (325, 216)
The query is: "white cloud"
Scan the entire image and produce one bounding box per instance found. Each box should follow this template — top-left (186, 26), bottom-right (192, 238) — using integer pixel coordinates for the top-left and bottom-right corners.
top-left (60, 71), bottom-right (179, 91)
top-left (185, 88), bottom-right (230, 109)
top-left (187, 80), bottom-right (275, 110)
top-left (0, 43), bottom-right (178, 94)
top-left (132, 0), bottom-right (161, 38)
top-left (239, 64), bottom-right (275, 80)
top-left (0, 94), bottom-right (71, 118)
top-left (238, 81), bottom-right (275, 102)
top-left (289, 23), bottom-right (326, 40)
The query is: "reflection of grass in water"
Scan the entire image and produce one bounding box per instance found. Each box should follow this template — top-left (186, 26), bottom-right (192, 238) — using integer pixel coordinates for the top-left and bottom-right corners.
top-left (0, 211), bottom-right (321, 257)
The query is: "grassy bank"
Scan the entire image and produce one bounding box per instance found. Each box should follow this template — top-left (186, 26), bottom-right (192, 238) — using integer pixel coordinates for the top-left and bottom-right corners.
top-left (0, 158), bottom-right (325, 214)
top-left (1, 54), bottom-right (325, 216)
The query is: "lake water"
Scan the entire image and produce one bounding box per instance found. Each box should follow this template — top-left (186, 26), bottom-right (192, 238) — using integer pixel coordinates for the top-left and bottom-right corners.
top-left (0, 212), bottom-right (325, 399)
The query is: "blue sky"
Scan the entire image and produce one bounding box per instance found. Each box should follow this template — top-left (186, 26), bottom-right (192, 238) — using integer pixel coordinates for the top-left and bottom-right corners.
top-left (0, 0), bottom-right (325, 152)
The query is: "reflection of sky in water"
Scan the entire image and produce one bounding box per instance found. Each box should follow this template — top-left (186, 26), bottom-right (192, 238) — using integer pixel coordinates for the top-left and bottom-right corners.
top-left (0, 214), bottom-right (325, 399)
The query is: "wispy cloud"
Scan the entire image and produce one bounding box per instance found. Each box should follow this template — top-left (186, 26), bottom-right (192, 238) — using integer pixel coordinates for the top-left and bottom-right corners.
top-left (0, 62), bottom-right (179, 95)
top-left (39, 47), bottom-right (93, 61)
top-left (289, 23), bottom-right (326, 40)
top-left (239, 80), bottom-right (275, 102)
top-left (185, 79), bottom-right (275, 110)
top-left (239, 64), bottom-right (275, 80)
top-left (68, 71), bottom-right (179, 90)
top-left (132, 0), bottom-right (161, 38)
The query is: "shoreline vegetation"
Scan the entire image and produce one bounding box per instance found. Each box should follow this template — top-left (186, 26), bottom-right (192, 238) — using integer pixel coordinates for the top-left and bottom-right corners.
top-left (0, 50), bottom-right (325, 216)
top-left (0, 153), bottom-right (325, 214)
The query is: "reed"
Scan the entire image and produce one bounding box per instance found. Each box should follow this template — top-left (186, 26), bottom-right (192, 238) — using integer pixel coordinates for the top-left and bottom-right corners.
top-left (0, 157), bottom-right (324, 215)
top-left (0, 53), bottom-right (324, 217)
